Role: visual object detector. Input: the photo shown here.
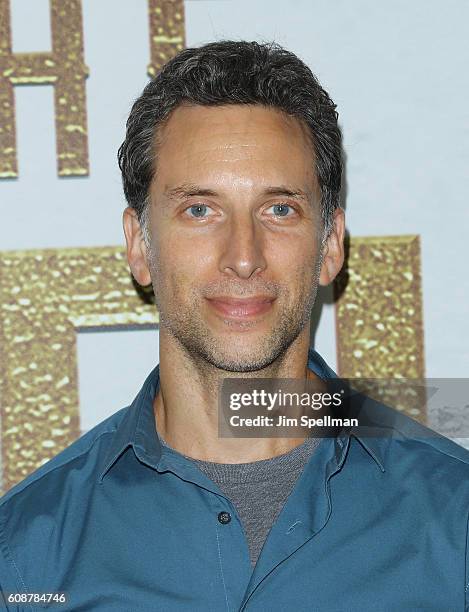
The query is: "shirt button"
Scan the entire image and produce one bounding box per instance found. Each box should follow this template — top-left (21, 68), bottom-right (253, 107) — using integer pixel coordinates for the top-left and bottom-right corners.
top-left (218, 511), bottom-right (231, 524)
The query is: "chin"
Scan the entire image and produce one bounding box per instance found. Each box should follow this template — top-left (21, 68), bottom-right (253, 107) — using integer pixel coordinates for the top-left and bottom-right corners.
top-left (205, 355), bottom-right (277, 373)
top-left (195, 340), bottom-right (287, 373)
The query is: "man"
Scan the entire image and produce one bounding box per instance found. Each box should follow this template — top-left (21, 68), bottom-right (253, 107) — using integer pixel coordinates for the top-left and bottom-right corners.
top-left (0, 40), bottom-right (468, 611)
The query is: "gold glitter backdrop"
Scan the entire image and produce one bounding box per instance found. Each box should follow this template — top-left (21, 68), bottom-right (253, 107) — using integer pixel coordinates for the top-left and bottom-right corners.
top-left (0, 0), bottom-right (186, 178)
top-left (0, 0), bottom-right (89, 177)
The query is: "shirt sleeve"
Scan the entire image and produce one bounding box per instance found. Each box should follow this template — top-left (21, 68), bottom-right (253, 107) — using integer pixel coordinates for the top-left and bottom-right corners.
top-left (0, 584), bottom-right (9, 611)
top-left (0, 504), bottom-right (26, 612)
top-left (465, 509), bottom-right (469, 611)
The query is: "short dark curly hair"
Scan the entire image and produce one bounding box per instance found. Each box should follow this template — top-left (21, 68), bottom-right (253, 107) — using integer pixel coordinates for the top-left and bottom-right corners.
top-left (118, 40), bottom-right (342, 237)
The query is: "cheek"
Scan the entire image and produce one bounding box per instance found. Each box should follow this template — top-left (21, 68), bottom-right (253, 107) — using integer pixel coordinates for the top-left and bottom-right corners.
top-left (152, 232), bottom-right (216, 295)
top-left (159, 218), bottom-right (221, 263)
top-left (266, 233), bottom-right (318, 279)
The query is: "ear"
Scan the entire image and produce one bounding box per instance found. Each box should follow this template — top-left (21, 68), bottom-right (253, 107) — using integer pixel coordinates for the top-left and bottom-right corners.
top-left (123, 207), bottom-right (152, 286)
top-left (319, 207), bottom-right (345, 286)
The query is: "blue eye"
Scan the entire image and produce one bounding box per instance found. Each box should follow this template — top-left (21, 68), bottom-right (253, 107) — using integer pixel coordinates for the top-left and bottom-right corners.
top-left (188, 204), bottom-right (209, 218)
top-left (269, 204), bottom-right (293, 217)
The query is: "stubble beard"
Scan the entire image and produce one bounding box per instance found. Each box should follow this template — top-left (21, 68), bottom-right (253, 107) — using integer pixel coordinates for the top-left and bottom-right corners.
top-left (147, 246), bottom-right (323, 374)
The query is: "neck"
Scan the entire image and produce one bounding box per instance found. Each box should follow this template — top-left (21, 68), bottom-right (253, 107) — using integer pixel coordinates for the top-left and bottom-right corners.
top-left (153, 327), bottom-right (321, 463)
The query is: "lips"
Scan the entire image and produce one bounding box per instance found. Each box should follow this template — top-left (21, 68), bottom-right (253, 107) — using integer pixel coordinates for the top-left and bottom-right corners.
top-left (205, 296), bottom-right (275, 318)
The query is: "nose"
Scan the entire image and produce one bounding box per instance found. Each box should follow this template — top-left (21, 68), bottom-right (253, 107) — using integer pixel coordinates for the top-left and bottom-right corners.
top-left (218, 213), bottom-right (267, 279)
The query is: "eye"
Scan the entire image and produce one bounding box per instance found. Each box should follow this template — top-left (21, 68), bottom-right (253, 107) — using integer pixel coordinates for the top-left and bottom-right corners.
top-left (185, 203), bottom-right (213, 218)
top-left (265, 203), bottom-right (296, 218)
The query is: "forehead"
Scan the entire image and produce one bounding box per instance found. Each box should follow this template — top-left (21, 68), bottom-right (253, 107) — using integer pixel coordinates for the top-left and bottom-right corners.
top-left (152, 104), bottom-right (317, 192)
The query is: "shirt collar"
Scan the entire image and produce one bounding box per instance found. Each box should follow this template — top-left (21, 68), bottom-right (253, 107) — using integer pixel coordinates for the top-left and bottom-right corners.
top-left (307, 348), bottom-right (386, 473)
top-left (98, 347), bottom-right (385, 483)
top-left (98, 364), bottom-right (163, 482)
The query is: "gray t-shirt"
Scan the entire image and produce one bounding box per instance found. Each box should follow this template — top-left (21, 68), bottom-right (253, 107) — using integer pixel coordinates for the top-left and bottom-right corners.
top-left (157, 430), bottom-right (320, 566)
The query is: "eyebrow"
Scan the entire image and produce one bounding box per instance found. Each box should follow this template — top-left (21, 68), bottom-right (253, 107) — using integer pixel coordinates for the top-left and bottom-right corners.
top-left (164, 184), bottom-right (218, 200)
top-left (163, 183), bottom-right (310, 201)
top-left (262, 186), bottom-right (309, 200)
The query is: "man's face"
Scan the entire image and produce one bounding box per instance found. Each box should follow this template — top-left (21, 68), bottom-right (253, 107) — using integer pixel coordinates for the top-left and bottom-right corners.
top-left (135, 104), bottom-right (336, 372)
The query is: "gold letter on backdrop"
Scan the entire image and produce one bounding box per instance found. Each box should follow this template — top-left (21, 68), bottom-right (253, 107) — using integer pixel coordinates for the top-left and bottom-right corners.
top-left (0, 0), bottom-right (89, 178)
top-left (0, 248), bottom-right (158, 494)
top-left (334, 235), bottom-right (426, 420)
top-left (147, 0), bottom-right (185, 76)
top-left (335, 235), bottom-right (425, 379)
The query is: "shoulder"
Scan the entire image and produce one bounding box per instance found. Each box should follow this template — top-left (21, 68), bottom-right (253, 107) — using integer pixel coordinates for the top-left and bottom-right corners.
top-left (386, 427), bottom-right (469, 487)
top-left (0, 405), bottom-right (129, 511)
top-left (354, 396), bottom-right (469, 500)
top-left (0, 406), bottom-right (131, 594)
top-left (346, 399), bottom-right (469, 562)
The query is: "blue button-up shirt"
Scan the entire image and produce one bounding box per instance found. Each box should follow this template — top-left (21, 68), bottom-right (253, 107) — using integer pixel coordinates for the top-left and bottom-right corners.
top-left (1, 348), bottom-right (468, 611)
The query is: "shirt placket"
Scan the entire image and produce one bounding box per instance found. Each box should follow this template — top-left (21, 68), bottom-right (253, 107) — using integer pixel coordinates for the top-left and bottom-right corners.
top-left (156, 451), bottom-right (253, 611)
